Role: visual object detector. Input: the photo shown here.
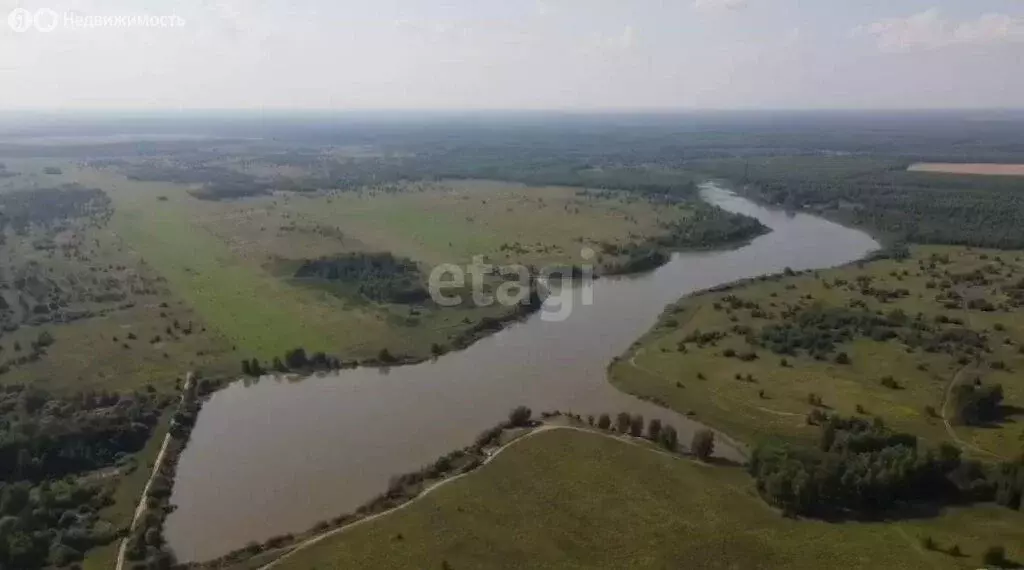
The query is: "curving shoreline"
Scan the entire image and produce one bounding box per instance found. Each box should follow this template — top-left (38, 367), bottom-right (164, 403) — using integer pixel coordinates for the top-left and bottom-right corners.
top-left (162, 183), bottom-right (879, 562)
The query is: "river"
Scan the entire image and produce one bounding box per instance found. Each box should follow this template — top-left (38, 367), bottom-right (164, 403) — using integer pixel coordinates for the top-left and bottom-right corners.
top-left (163, 183), bottom-right (879, 562)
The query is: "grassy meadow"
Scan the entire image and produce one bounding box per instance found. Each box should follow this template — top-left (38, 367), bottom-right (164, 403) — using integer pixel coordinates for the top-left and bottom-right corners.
top-left (271, 428), bottom-right (1023, 570)
top-left (0, 161), bottom-right (234, 393)
top-left (611, 245), bottom-right (1024, 459)
top-left (54, 166), bottom-right (701, 362)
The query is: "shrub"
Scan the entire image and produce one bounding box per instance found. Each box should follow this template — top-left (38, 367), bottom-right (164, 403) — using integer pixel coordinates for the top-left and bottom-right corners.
top-left (660, 425), bottom-right (678, 451)
top-left (983, 545), bottom-right (1006, 567)
top-left (616, 412), bottom-right (631, 433)
top-left (647, 418), bottom-right (662, 441)
top-left (597, 413), bottom-right (611, 430)
top-left (508, 406), bottom-right (532, 427)
top-left (692, 429), bottom-right (715, 461)
top-left (880, 376), bottom-right (900, 390)
top-left (629, 414), bottom-right (644, 437)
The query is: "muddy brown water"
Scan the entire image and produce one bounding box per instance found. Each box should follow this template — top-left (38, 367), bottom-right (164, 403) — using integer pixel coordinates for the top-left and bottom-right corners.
top-left (163, 184), bottom-right (878, 562)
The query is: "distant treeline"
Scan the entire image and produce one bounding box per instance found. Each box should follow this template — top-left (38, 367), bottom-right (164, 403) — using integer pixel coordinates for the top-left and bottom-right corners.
top-left (697, 156), bottom-right (1024, 249)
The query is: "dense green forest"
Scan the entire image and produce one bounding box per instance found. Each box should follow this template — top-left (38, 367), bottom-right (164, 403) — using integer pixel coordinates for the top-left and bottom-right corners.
top-left (0, 385), bottom-right (168, 569)
top-left (749, 415), bottom-right (999, 519)
top-left (292, 252), bottom-right (429, 305)
top-left (692, 156), bottom-right (1024, 249)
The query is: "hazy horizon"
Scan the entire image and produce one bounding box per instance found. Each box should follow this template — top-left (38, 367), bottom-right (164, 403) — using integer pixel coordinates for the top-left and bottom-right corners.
top-left (1, 0), bottom-right (1022, 111)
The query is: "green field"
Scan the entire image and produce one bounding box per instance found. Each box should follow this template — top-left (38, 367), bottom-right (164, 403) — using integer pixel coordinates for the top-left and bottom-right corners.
top-left (611, 245), bottom-right (1024, 459)
top-left (57, 166), bottom-right (706, 362)
top-left (272, 428), bottom-right (1023, 570)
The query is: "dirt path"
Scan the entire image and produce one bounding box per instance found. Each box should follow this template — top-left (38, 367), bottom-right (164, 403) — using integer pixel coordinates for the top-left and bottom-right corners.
top-left (258, 424), bottom-right (721, 570)
top-left (258, 425), bottom-right (561, 569)
top-left (114, 373), bottom-right (193, 570)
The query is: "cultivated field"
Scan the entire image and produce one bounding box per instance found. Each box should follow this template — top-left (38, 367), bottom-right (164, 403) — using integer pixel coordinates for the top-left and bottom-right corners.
top-left (611, 245), bottom-right (1024, 459)
top-left (909, 163), bottom-right (1024, 176)
top-left (271, 428), bottom-right (1024, 570)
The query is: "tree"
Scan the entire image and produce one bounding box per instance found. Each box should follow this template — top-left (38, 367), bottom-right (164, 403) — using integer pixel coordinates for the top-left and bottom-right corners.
top-left (378, 348), bottom-right (396, 363)
top-left (249, 358), bottom-right (262, 376)
top-left (597, 413), bottom-right (611, 430)
top-left (629, 414), bottom-right (644, 437)
top-left (647, 418), bottom-right (662, 441)
top-left (285, 348), bottom-right (309, 369)
top-left (983, 546), bottom-right (1007, 567)
top-left (820, 422), bottom-right (836, 452)
top-left (272, 356), bottom-right (287, 372)
top-left (508, 406), bottom-right (532, 427)
top-left (692, 429), bottom-right (715, 461)
top-left (660, 425), bottom-right (678, 451)
top-left (241, 360), bottom-right (252, 376)
top-left (616, 412), bottom-right (631, 433)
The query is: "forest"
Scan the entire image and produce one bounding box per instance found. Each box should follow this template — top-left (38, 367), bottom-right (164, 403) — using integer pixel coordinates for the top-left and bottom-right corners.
top-left (0, 384), bottom-right (169, 569)
top-left (749, 415), bottom-right (993, 518)
top-left (292, 252), bottom-right (430, 305)
top-left (696, 157), bottom-right (1024, 249)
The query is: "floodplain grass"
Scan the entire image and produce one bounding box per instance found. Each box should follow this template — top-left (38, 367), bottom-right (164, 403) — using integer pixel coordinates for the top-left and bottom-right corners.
top-left (271, 429), bottom-right (1023, 570)
top-left (611, 245), bottom-right (1024, 459)
top-left (181, 177), bottom-right (697, 270)
top-left (63, 169), bottom-right (601, 362)
top-left (0, 161), bottom-right (234, 394)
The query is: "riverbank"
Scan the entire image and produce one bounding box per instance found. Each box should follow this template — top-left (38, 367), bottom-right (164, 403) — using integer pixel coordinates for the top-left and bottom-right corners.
top-left (253, 428), bottom-right (1024, 570)
top-left (161, 184), bottom-right (879, 562)
top-left (180, 410), bottom-right (723, 570)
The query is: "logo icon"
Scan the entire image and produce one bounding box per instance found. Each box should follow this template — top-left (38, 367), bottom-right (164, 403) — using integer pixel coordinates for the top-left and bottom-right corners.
top-left (7, 8), bottom-right (33, 32)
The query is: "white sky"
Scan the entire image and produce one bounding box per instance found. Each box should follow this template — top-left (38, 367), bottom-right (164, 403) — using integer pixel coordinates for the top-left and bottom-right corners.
top-left (0, 0), bottom-right (1022, 110)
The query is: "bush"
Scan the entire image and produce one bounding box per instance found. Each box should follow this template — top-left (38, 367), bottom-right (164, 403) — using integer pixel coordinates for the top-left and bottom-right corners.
top-left (835, 352), bottom-right (851, 365)
top-left (660, 425), bottom-right (678, 451)
top-left (597, 413), bottom-right (611, 430)
top-left (508, 406), bottom-right (532, 427)
top-left (647, 418), bottom-right (662, 441)
top-left (880, 375), bottom-right (900, 390)
top-left (921, 536), bottom-right (936, 551)
top-left (691, 429), bottom-right (715, 461)
top-left (629, 414), bottom-right (644, 437)
top-left (616, 412), bottom-right (631, 433)
top-left (983, 545), bottom-right (1007, 567)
